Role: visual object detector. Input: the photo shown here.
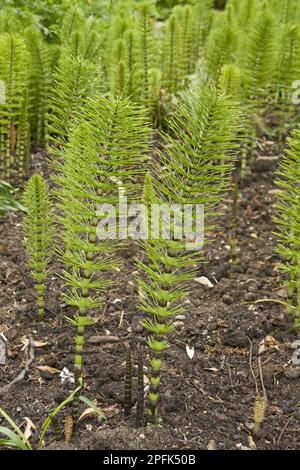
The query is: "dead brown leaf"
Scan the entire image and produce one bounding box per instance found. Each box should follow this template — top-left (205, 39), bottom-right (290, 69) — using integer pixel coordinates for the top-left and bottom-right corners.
top-left (22, 417), bottom-right (36, 441)
top-left (78, 408), bottom-right (97, 422)
top-left (258, 335), bottom-right (280, 355)
top-left (35, 365), bottom-right (60, 374)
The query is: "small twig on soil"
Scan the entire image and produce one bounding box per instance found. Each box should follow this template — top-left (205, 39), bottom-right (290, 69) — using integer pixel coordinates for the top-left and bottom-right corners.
top-left (248, 337), bottom-right (258, 394)
top-left (246, 298), bottom-right (289, 308)
top-left (0, 335), bottom-right (35, 393)
top-left (227, 363), bottom-right (234, 388)
top-left (277, 417), bottom-right (292, 445)
top-left (258, 356), bottom-right (267, 399)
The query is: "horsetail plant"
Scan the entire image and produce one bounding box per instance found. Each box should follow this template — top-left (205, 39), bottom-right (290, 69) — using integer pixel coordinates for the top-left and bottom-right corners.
top-left (23, 175), bottom-right (54, 319)
top-left (58, 6), bottom-right (86, 49)
top-left (240, 3), bottom-right (276, 161)
top-left (161, 14), bottom-right (182, 97)
top-left (190, 0), bottom-right (213, 63)
top-left (227, 0), bottom-right (259, 33)
top-left (274, 126), bottom-right (300, 329)
top-left (55, 95), bottom-right (151, 419)
top-left (136, 1), bottom-right (161, 113)
top-left (0, 32), bottom-right (30, 182)
top-left (136, 84), bottom-right (242, 422)
top-left (274, 24), bottom-right (300, 143)
top-left (25, 27), bottom-right (53, 147)
top-left (204, 6), bottom-right (239, 83)
top-left (218, 64), bottom-right (242, 101)
top-left (173, 5), bottom-right (194, 84)
top-left (47, 53), bottom-right (96, 160)
top-left (270, 0), bottom-right (300, 25)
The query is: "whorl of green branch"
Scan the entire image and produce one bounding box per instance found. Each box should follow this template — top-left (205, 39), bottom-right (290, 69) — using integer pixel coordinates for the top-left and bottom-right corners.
top-left (23, 175), bottom-right (53, 319)
top-left (137, 84), bottom-right (242, 421)
top-left (274, 127), bottom-right (300, 328)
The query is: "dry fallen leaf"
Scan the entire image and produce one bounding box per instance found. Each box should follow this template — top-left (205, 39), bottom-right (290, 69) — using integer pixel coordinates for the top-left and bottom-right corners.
top-left (258, 335), bottom-right (280, 355)
top-left (204, 367), bottom-right (219, 373)
top-left (78, 407), bottom-right (97, 422)
top-left (21, 337), bottom-right (48, 351)
top-left (274, 286), bottom-right (288, 298)
top-left (186, 344), bottom-right (195, 359)
top-left (35, 365), bottom-right (60, 374)
top-left (34, 341), bottom-right (49, 348)
top-left (22, 417), bottom-right (36, 441)
top-left (194, 276), bottom-right (214, 288)
top-left (248, 435), bottom-right (257, 450)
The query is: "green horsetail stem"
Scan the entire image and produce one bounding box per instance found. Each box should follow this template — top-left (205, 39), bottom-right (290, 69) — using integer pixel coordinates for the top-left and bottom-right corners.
top-left (148, 247), bottom-right (176, 421)
top-left (71, 270), bottom-right (97, 422)
top-left (23, 175), bottom-right (53, 319)
top-left (147, 337), bottom-right (167, 421)
top-left (71, 314), bottom-right (89, 423)
top-left (0, 33), bottom-right (30, 183)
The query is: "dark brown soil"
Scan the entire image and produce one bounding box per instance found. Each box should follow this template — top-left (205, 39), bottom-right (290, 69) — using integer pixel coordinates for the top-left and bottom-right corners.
top-left (0, 140), bottom-right (299, 450)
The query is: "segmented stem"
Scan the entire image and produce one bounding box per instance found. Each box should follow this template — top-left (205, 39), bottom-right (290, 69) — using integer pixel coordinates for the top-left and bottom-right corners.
top-left (148, 246), bottom-right (176, 422)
